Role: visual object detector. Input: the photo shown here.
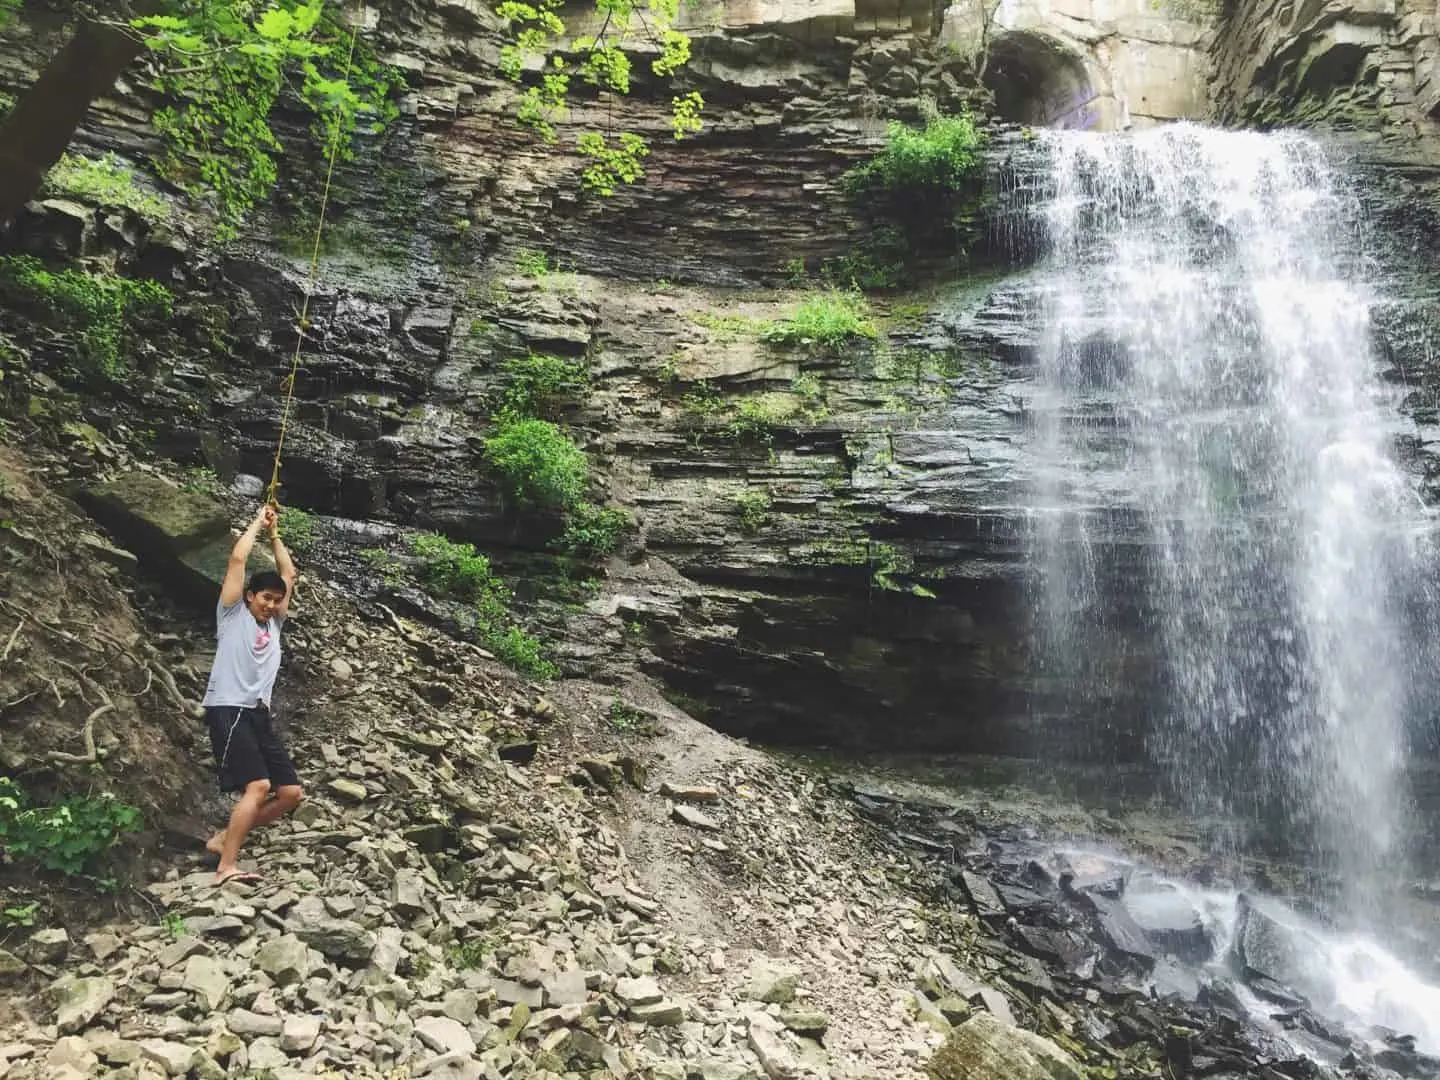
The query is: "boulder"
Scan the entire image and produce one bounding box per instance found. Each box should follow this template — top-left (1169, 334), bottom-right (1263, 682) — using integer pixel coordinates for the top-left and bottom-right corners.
top-left (928, 1011), bottom-right (1082, 1080)
top-left (76, 470), bottom-right (268, 607)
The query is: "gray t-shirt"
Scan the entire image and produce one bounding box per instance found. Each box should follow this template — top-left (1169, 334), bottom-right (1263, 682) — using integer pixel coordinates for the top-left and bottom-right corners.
top-left (201, 601), bottom-right (284, 708)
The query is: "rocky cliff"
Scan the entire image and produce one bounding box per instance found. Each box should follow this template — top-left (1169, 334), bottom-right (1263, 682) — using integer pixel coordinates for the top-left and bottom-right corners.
top-left (6, 0), bottom-right (1440, 769)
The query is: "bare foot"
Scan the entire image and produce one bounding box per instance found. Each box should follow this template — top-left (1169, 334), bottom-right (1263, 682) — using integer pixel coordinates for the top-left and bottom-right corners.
top-left (213, 866), bottom-right (262, 886)
top-left (205, 831), bottom-right (226, 857)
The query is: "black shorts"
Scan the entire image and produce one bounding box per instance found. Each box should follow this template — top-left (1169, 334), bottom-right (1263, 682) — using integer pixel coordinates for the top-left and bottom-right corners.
top-left (204, 706), bottom-right (300, 793)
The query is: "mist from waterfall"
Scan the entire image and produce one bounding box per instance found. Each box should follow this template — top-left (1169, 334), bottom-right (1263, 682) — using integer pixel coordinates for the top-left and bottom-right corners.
top-left (1026, 124), bottom-right (1435, 916)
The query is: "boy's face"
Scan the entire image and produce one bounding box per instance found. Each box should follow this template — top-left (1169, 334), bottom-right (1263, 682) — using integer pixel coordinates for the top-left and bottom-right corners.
top-left (245, 588), bottom-right (285, 622)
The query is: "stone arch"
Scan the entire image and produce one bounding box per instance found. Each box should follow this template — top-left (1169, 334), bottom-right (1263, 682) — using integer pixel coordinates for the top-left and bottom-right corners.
top-left (984, 31), bottom-right (1099, 130)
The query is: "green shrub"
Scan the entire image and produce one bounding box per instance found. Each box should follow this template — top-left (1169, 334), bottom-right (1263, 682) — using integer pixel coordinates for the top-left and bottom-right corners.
top-left (0, 778), bottom-right (142, 880)
top-left (45, 152), bottom-right (170, 223)
top-left (839, 110), bottom-right (983, 203)
top-left (404, 532), bottom-right (558, 680)
top-left (485, 418), bottom-right (588, 511)
top-left (0, 256), bottom-right (172, 379)
top-left (513, 248), bottom-right (550, 276)
top-left (484, 624), bottom-right (558, 680)
top-left (726, 393), bottom-right (802, 444)
top-left (557, 502), bottom-right (631, 557)
top-left (760, 291), bottom-right (877, 351)
top-left (278, 507), bottom-right (319, 553)
top-left (838, 108), bottom-right (987, 265)
top-left (681, 380), bottom-right (727, 418)
top-left (733, 488), bottom-right (772, 534)
top-left (409, 532), bottom-right (502, 604)
top-left (496, 353), bottom-right (590, 422)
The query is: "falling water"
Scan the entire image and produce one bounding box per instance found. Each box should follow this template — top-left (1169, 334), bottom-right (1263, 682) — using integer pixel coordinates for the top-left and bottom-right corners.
top-left (1027, 124), bottom-right (1434, 915)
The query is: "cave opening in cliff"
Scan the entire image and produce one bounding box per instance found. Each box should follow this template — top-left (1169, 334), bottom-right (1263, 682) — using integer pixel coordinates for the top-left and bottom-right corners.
top-left (984, 31), bottom-right (1097, 129)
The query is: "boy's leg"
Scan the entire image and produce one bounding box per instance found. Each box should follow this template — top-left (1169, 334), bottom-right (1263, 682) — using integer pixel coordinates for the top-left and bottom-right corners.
top-left (210, 710), bottom-right (303, 856)
top-left (205, 707), bottom-right (276, 881)
top-left (215, 779), bottom-right (272, 883)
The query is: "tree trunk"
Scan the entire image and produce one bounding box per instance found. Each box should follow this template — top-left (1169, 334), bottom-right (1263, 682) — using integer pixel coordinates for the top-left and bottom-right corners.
top-left (0, 16), bottom-right (145, 229)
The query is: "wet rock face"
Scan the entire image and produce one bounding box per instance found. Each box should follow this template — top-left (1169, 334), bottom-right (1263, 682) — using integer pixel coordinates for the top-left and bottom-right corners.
top-left (1209, 0), bottom-right (1440, 133)
top-left (855, 787), bottom-right (1440, 1080)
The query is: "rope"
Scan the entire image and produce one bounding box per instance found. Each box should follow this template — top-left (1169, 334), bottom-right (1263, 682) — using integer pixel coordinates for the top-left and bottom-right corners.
top-left (265, 5), bottom-right (364, 514)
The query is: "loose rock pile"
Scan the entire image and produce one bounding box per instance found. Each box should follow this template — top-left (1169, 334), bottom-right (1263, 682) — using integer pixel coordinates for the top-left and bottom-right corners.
top-left (0, 575), bottom-right (1075, 1080)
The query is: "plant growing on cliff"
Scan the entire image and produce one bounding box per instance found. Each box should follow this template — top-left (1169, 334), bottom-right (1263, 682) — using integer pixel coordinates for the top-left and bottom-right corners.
top-left (0, 255), bottom-right (173, 380)
top-left (45, 152), bottom-right (170, 223)
top-left (0, 778), bottom-right (142, 881)
top-left (405, 531), bottom-right (558, 679)
top-left (761, 291), bottom-right (877, 352)
top-left (0, 0), bottom-right (405, 233)
top-left (495, 352), bottom-right (591, 422)
top-left (733, 488), bottom-right (772, 534)
top-left (484, 418), bottom-right (589, 511)
top-left (494, 0), bottom-right (704, 196)
top-left (839, 104), bottom-right (988, 267)
top-left (556, 501), bottom-right (631, 557)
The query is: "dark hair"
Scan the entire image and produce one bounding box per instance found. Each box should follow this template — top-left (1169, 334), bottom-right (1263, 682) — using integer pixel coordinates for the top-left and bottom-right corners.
top-left (245, 570), bottom-right (288, 597)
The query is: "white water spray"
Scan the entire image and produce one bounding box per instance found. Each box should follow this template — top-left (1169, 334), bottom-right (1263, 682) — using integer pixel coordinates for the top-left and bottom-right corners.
top-left (1027, 124), bottom-right (1434, 914)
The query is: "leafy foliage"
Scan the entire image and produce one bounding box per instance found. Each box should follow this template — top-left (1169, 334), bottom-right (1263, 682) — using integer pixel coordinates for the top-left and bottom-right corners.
top-left (838, 107), bottom-right (988, 267)
top-left (408, 532), bottom-right (503, 604)
top-left (484, 418), bottom-right (589, 511)
top-left (404, 533), bottom-right (557, 679)
top-left (0, 256), bottom-right (173, 379)
top-left (839, 109), bottom-right (984, 203)
top-left (495, 0), bottom-right (704, 196)
top-left (760, 291), bottom-right (877, 351)
top-left (495, 353), bottom-right (590, 422)
top-left (556, 501), bottom-right (631, 557)
top-left (277, 506), bottom-right (319, 553)
top-left (733, 488), bottom-right (772, 534)
top-left (45, 153), bottom-right (170, 223)
top-left (134, 0), bottom-right (405, 235)
top-left (0, 779), bottom-right (142, 880)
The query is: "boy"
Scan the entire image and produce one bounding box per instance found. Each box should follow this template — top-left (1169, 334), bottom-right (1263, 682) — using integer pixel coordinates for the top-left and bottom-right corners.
top-left (201, 503), bottom-right (303, 884)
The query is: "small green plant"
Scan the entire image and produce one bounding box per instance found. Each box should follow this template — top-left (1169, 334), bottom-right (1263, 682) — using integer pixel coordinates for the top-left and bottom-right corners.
top-left (45, 152), bottom-right (170, 223)
top-left (726, 393), bottom-right (801, 445)
top-left (445, 938), bottom-right (488, 970)
top-left (180, 465), bottom-right (220, 495)
top-left (403, 533), bottom-right (558, 681)
top-left (608, 696), bottom-right (649, 733)
top-left (0, 901), bottom-right (39, 929)
top-left (484, 625), bottom-right (558, 680)
top-left (495, 353), bottom-right (590, 422)
top-left (513, 248), bottom-right (549, 277)
top-left (692, 311), bottom-right (762, 343)
top-left (681, 380), bottom-right (726, 418)
top-left (161, 911), bottom-right (188, 938)
top-left (839, 109), bottom-right (984, 204)
top-left (838, 106), bottom-right (987, 263)
top-left (360, 546), bottom-right (404, 585)
top-left (484, 418), bottom-right (589, 511)
top-left (761, 291), bottom-right (877, 351)
top-left (0, 256), bottom-right (173, 379)
top-left (408, 532), bottom-right (503, 604)
top-left (733, 488), bottom-right (772, 534)
top-left (783, 257), bottom-right (808, 285)
top-left (0, 778), bottom-right (142, 880)
top-left (557, 502), bottom-right (631, 557)
top-left (278, 507), bottom-right (319, 554)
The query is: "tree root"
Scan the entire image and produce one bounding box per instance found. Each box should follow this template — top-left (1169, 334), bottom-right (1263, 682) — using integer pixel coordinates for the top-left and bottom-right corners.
top-left (44, 695), bottom-right (114, 765)
top-left (1, 619), bottom-right (23, 663)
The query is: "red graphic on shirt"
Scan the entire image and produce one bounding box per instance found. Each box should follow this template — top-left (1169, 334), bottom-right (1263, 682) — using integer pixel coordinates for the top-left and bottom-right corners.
top-left (254, 628), bottom-right (271, 650)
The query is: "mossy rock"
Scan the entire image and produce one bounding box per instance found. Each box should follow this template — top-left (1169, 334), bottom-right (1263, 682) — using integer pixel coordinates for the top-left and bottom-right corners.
top-left (77, 469), bottom-right (270, 607)
top-left (928, 1011), bottom-right (1082, 1080)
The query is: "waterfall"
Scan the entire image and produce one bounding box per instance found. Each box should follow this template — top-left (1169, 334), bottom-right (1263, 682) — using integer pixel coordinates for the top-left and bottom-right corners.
top-left (1026, 124), bottom-right (1434, 914)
